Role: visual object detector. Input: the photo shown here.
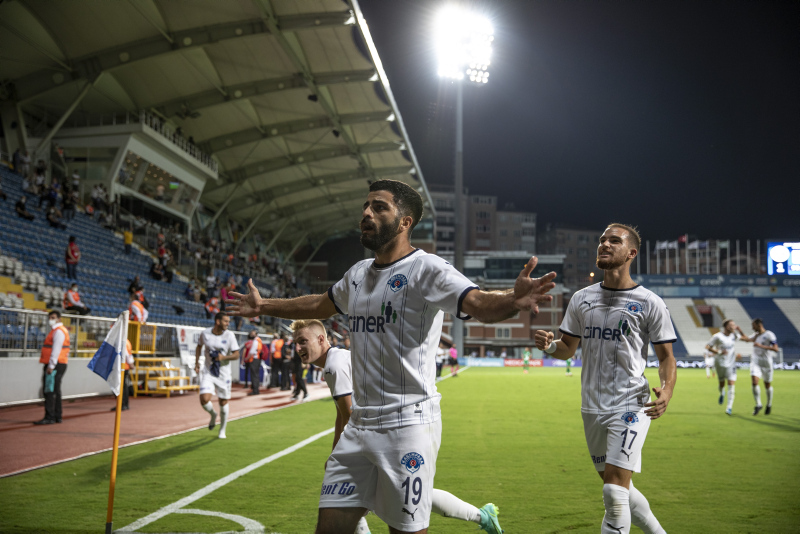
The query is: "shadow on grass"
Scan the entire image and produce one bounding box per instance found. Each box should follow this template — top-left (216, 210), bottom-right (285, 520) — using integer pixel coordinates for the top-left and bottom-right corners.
top-left (726, 413), bottom-right (800, 432)
top-left (86, 434), bottom-right (217, 480)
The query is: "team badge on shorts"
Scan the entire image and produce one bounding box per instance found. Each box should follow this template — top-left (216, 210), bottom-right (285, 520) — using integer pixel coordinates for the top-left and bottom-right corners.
top-left (401, 452), bottom-right (424, 473)
top-left (626, 301), bottom-right (643, 314)
top-left (388, 274), bottom-right (408, 292)
top-left (621, 412), bottom-right (639, 425)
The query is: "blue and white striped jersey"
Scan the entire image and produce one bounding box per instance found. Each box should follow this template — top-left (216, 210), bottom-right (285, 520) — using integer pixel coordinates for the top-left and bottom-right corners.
top-left (328, 249), bottom-right (478, 429)
top-left (560, 283), bottom-right (676, 415)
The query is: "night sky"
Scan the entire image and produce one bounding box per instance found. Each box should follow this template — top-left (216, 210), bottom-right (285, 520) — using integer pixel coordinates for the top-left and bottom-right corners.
top-left (359, 0), bottom-right (800, 242)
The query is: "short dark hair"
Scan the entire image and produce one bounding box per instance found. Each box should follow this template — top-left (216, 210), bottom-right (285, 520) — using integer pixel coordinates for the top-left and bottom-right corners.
top-left (214, 311), bottom-right (228, 323)
top-left (48, 309), bottom-right (61, 318)
top-left (607, 223), bottom-right (641, 251)
top-left (723, 319), bottom-right (734, 329)
top-left (752, 318), bottom-right (763, 327)
top-left (369, 179), bottom-right (424, 231)
top-left (68, 236), bottom-right (76, 243)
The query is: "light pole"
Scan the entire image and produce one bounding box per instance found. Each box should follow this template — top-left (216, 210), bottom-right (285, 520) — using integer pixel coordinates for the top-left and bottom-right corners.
top-left (435, 6), bottom-right (493, 359)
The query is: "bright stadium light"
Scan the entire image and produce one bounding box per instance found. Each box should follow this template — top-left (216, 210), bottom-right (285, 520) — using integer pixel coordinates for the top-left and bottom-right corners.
top-left (435, 5), bottom-right (493, 85)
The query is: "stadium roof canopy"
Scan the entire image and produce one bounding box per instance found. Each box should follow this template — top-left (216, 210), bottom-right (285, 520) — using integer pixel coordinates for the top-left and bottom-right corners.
top-left (0, 0), bottom-right (433, 247)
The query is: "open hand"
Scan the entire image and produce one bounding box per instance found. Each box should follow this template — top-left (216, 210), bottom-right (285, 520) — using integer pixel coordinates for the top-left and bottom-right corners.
top-left (225, 279), bottom-right (263, 318)
top-left (514, 256), bottom-right (557, 315)
top-left (644, 387), bottom-right (671, 419)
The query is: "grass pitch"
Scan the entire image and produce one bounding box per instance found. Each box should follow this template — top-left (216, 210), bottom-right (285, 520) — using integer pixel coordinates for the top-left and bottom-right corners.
top-left (1, 367), bottom-right (799, 533)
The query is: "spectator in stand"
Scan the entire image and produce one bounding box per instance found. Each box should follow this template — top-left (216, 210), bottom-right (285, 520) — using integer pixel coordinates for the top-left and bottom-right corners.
top-left (61, 189), bottom-right (75, 220)
top-left (129, 292), bottom-right (149, 324)
top-left (260, 336), bottom-right (271, 383)
top-left (15, 196), bottom-right (35, 221)
top-left (123, 225), bottom-right (133, 254)
top-left (242, 331), bottom-right (262, 396)
top-left (269, 333), bottom-right (284, 389)
top-left (128, 275), bottom-right (141, 295)
top-left (33, 169), bottom-right (45, 196)
top-left (205, 292), bottom-right (220, 319)
top-left (12, 148), bottom-right (22, 175)
top-left (47, 206), bottom-right (67, 230)
top-left (22, 174), bottom-right (31, 193)
top-left (65, 236), bottom-right (80, 279)
top-left (70, 170), bottom-right (80, 195)
top-left (157, 242), bottom-right (168, 266)
top-left (40, 176), bottom-right (59, 209)
top-left (34, 310), bottom-right (70, 425)
top-left (220, 280), bottom-right (234, 311)
top-left (20, 150), bottom-right (31, 178)
top-left (63, 282), bottom-right (90, 315)
top-left (150, 261), bottom-right (164, 281)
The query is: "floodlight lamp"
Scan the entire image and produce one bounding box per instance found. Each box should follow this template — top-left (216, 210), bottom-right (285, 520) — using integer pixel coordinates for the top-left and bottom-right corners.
top-left (434, 5), bottom-right (493, 85)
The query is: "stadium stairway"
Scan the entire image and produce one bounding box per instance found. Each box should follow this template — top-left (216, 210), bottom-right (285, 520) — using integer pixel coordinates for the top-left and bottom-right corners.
top-left (739, 298), bottom-right (800, 357)
top-left (0, 165), bottom-right (209, 326)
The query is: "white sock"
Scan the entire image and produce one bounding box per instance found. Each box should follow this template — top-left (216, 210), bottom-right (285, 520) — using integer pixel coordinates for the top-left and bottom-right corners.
top-left (767, 386), bottom-right (773, 407)
top-left (629, 482), bottom-right (666, 534)
top-left (752, 385), bottom-right (761, 407)
top-left (219, 404), bottom-right (229, 434)
top-left (706, 366), bottom-right (711, 378)
top-left (727, 385), bottom-right (735, 410)
top-left (355, 515), bottom-right (370, 534)
top-left (602, 484), bottom-right (631, 534)
top-left (431, 489), bottom-right (481, 522)
top-left (202, 401), bottom-right (216, 416)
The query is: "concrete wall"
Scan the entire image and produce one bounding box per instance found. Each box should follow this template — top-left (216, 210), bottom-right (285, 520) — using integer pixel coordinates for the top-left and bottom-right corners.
top-left (0, 357), bottom-right (183, 405)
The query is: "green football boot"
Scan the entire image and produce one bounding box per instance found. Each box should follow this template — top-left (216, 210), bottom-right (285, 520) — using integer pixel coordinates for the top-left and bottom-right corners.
top-left (479, 503), bottom-right (503, 534)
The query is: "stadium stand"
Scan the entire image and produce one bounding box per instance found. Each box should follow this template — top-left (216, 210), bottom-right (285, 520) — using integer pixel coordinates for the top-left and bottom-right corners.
top-left (664, 298), bottom-right (713, 356)
top-left (740, 298), bottom-right (800, 357)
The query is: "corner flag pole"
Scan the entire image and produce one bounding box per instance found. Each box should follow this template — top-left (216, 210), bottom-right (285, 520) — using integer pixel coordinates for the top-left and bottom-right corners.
top-left (106, 310), bottom-right (129, 534)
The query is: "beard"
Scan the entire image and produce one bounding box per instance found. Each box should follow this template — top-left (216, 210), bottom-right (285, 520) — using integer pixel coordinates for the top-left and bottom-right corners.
top-left (596, 252), bottom-right (628, 270)
top-left (360, 215), bottom-right (402, 251)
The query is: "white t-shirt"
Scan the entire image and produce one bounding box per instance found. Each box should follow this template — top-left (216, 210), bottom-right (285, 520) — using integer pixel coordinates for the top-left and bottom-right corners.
top-left (708, 331), bottom-right (740, 368)
top-left (435, 347), bottom-right (447, 365)
top-left (199, 328), bottom-right (240, 380)
top-left (560, 283), bottom-right (677, 415)
top-left (752, 330), bottom-right (777, 365)
top-left (328, 249), bottom-right (478, 429)
top-left (323, 347), bottom-right (353, 400)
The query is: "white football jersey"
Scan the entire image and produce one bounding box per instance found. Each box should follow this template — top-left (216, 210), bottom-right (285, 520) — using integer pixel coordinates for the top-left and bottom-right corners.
top-left (560, 283), bottom-right (677, 415)
top-left (328, 249), bottom-right (478, 429)
top-left (708, 331), bottom-right (739, 368)
top-left (199, 328), bottom-right (240, 380)
top-left (324, 347), bottom-right (353, 399)
top-left (752, 330), bottom-right (777, 364)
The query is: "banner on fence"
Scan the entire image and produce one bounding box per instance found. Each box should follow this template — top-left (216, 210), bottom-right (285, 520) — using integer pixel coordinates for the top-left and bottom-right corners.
top-left (177, 326), bottom-right (206, 368)
top-left (503, 358), bottom-right (544, 367)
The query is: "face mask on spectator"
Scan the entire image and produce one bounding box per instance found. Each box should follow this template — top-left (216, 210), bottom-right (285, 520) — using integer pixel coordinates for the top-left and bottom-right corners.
top-left (49, 318), bottom-right (57, 328)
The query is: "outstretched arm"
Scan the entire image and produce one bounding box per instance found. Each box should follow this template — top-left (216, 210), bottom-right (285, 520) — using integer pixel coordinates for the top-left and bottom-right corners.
top-left (225, 280), bottom-right (338, 319)
top-left (645, 343), bottom-right (677, 420)
top-left (461, 256), bottom-right (557, 323)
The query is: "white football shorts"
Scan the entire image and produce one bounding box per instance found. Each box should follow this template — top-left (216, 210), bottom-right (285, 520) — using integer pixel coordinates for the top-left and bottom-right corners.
top-left (198, 369), bottom-right (232, 399)
top-left (750, 358), bottom-right (773, 382)
top-left (704, 356), bottom-right (715, 367)
top-left (714, 362), bottom-right (737, 381)
top-left (582, 409), bottom-right (651, 473)
top-left (319, 420), bottom-right (442, 531)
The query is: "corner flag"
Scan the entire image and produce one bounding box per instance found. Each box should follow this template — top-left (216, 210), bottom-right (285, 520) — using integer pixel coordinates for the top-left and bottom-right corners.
top-left (87, 313), bottom-right (127, 396)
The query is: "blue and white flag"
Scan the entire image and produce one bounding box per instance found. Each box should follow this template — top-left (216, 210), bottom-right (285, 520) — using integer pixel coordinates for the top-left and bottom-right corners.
top-left (87, 314), bottom-right (127, 396)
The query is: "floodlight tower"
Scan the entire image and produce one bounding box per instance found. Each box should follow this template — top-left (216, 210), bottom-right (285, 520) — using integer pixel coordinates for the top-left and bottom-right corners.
top-left (435, 6), bottom-right (493, 359)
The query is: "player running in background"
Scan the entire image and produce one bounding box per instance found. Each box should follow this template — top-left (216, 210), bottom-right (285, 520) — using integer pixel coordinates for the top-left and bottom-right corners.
top-left (706, 319), bottom-right (746, 415)
top-left (739, 318), bottom-right (779, 415)
top-left (194, 312), bottom-right (240, 439)
top-left (292, 318), bottom-right (504, 534)
top-left (226, 179), bottom-right (555, 534)
top-left (449, 343), bottom-right (460, 377)
top-left (565, 357), bottom-right (573, 377)
top-left (522, 347), bottom-right (531, 374)
top-left (703, 348), bottom-right (716, 379)
top-left (535, 223), bottom-right (676, 534)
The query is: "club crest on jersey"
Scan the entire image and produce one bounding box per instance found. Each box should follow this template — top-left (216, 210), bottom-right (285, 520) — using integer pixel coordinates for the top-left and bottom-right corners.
top-left (626, 302), bottom-right (643, 314)
top-left (401, 452), bottom-right (424, 473)
top-left (621, 412), bottom-right (639, 425)
top-left (388, 274), bottom-right (408, 293)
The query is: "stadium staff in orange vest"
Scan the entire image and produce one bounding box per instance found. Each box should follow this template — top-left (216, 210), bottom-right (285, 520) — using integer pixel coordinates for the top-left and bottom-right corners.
top-left (34, 310), bottom-right (70, 425)
top-left (63, 282), bottom-right (91, 315)
top-left (119, 339), bottom-right (134, 411)
top-left (129, 292), bottom-right (149, 324)
top-left (242, 331), bottom-right (263, 396)
top-left (205, 293), bottom-right (220, 319)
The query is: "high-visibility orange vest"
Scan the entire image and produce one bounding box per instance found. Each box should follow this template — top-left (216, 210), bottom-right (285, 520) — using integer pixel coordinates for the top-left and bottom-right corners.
top-left (205, 297), bottom-right (220, 314)
top-left (135, 289), bottom-right (145, 303)
top-left (129, 300), bottom-right (146, 323)
top-left (244, 338), bottom-right (262, 363)
top-left (272, 339), bottom-right (284, 360)
top-left (124, 339), bottom-right (133, 370)
top-left (40, 324), bottom-right (70, 364)
top-left (63, 289), bottom-right (80, 309)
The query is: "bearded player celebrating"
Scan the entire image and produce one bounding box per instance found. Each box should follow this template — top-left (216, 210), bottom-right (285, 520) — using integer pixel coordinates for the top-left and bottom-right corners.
top-left (535, 224), bottom-right (677, 534)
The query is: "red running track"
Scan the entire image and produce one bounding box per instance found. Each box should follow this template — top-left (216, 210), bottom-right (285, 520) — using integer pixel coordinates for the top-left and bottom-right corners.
top-left (0, 381), bottom-right (331, 477)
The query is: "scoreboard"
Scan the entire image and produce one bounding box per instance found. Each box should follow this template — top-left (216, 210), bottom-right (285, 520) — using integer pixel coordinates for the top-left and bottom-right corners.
top-left (768, 242), bottom-right (800, 275)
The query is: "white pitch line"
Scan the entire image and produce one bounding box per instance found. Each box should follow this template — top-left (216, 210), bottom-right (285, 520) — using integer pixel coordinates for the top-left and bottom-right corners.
top-left (116, 427), bottom-right (334, 533)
